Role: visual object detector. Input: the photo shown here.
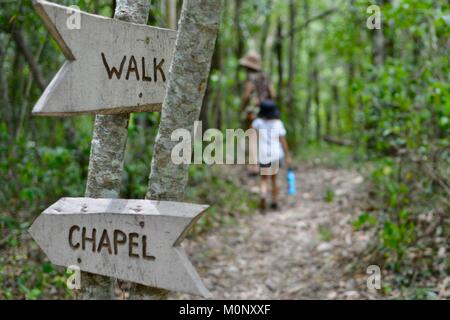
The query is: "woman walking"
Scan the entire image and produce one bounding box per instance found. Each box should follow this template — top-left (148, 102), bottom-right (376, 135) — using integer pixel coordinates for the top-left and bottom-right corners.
top-left (239, 51), bottom-right (276, 176)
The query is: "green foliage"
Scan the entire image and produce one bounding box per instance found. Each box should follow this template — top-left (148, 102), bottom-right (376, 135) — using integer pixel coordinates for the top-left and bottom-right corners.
top-left (324, 188), bottom-right (335, 203)
top-left (353, 212), bottom-right (377, 230)
top-left (0, 215), bottom-right (70, 299)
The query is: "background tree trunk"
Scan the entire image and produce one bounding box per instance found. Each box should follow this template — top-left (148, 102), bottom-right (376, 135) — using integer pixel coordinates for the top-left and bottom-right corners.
top-left (81, 0), bottom-right (151, 300)
top-left (259, 0), bottom-right (272, 61)
top-left (332, 84), bottom-right (341, 135)
top-left (286, 0), bottom-right (298, 147)
top-left (166, 0), bottom-right (178, 29)
top-left (234, 0), bottom-right (244, 96)
top-left (130, 0), bottom-right (222, 299)
top-left (275, 17), bottom-right (283, 108)
top-left (313, 66), bottom-right (321, 141)
top-left (302, 0), bottom-right (311, 144)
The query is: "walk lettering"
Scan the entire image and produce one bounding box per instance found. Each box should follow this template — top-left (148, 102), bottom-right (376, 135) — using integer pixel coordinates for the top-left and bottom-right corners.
top-left (68, 225), bottom-right (155, 260)
top-left (101, 52), bottom-right (166, 82)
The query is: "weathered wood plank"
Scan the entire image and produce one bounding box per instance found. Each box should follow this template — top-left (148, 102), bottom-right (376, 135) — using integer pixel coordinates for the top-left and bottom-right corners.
top-left (32, 0), bottom-right (176, 116)
top-left (29, 197), bottom-right (210, 297)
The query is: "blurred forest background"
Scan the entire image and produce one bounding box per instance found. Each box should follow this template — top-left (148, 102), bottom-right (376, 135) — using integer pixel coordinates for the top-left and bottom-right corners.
top-left (0, 0), bottom-right (449, 299)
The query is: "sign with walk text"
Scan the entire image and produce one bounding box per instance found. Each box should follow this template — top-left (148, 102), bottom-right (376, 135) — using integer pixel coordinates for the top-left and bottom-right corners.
top-left (29, 197), bottom-right (210, 297)
top-left (32, 0), bottom-right (176, 116)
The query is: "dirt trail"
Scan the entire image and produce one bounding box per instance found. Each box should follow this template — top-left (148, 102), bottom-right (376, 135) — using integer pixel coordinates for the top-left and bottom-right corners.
top-left (175, 165), bottom-right (381, 299)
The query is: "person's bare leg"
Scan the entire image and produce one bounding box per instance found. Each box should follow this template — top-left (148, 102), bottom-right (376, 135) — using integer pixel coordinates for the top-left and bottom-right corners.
top-left (260, 175), bottom-right (269, 210)
top-left (247, 120), bottom-right (258, 175)
top-left (271, 174), bottom-right (279, 207)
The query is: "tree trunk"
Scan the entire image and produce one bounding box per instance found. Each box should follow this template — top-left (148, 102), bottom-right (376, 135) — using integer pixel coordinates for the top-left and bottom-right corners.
top-left (81, 0), bottom-right (151, 300)
top-left (235, 0), bottom-right (244, 96)
top-left (166, 0), bottom-right (177, 29)
top-left (332, 84), bottom-right (341, 135)
top-left (286, 0), bottom-right (297, 147)
top-left (312, 66), bottom-right (321, 141)
top-left (130, 0), bottom-right (222, 299)
top-left (259, 0), bottom-right (272, 60)
top-left (302, 0), bottom-right (311, 144)
top-left (275, 17), bottom-right (283, 108)
top-left (0, 42), bottom-right (12, 135)
top-left (303, 64), bottom-right (312, 144)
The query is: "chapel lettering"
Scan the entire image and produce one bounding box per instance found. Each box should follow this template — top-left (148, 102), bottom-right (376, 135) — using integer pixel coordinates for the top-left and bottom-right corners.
top-left (68, 225), bottom-right (155, 260)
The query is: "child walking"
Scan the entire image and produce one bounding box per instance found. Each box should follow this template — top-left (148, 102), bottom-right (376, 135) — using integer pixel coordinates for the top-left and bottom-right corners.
top-left (251, 100), bottom-right (291, 211)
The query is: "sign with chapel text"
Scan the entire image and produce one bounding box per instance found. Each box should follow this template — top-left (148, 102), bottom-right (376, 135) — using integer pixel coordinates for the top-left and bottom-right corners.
top-left (29, 198), bottom-right (211, 297)
top-left (32, 0), bottom-right (176, 116)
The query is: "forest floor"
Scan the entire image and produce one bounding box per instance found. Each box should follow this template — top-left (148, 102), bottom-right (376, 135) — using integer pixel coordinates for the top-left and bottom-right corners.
top-left (175, 164), bottom-right (383, 300)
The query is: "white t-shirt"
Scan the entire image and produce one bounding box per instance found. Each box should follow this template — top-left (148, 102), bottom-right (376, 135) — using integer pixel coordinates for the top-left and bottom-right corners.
top-left (252, 118), bottom-right (287, 164)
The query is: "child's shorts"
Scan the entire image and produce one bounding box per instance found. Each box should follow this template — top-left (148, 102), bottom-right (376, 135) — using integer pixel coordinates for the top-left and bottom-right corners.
top-left (259, 158), bottom-right (284, 175)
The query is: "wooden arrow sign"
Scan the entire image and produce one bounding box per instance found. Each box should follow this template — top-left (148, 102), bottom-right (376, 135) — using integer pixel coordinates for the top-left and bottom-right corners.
top-left (32, 0), bottom-right (177, 116)
top-left (29, 197), bottom-right (210, 297)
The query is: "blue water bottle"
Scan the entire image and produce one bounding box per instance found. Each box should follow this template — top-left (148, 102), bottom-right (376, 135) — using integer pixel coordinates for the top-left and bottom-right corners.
top-left (287, 168), bottom-right (297, 196)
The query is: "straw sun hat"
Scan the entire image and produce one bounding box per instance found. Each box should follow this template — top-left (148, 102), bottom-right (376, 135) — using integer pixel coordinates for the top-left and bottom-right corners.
top-left (239, 51), bottom-right (262, 71)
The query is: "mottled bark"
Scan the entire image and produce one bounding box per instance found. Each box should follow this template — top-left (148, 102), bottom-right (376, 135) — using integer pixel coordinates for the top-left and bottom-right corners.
top-left (146, 0), bottom-right (222, 201)
top-left (286, 0), bottom-right (297, 146)
top-left (166, 0), bottom-right (177, 29)
top-left (313, 67), bottom-right (321, 141)
top-left (234, 0), bottom-right (244, 97)
top-left (259, 0), bottom-right (272, 60)
top-left (130, 0), bottom-right (222, 299)
top-left (81, 0), bottom-right (150, 300)
top-left (275, 18), bottom-right (283, 109)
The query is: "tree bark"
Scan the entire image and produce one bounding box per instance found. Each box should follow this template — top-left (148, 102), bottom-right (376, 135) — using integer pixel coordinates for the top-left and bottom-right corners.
top-left (130, 0), bottom-right (222, 299)
top-left (332, 84), bottom-right (341, 135)
top-left (166, 0), bottom-right (177, 29)
top-left (259, 0), bottom-right (272, 60)
top-left (302, 0), bottom-right (311, 144)
top-left (234, 0), bottom-right (244, 96)
top-left (286, 0), bottom-right (297, 146)
top-left (275, 17), bottom-right (283, 108)
top-left (81, 0), bottom-right (151, 300)
top-left (312, 66), bottom-right (321, 141)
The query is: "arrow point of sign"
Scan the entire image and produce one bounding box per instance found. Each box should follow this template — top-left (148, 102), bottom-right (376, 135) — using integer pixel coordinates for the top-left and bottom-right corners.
top-left (28, 214), bottom-right (50, 258)
top-left (173, 204), bottom-right (209, 247)
top-left (32, 62), bottom-right (71, 116)
top-left (173, 247), bottom-right (212, 298)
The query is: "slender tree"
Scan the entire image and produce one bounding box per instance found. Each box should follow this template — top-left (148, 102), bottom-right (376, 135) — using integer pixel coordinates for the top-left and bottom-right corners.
top-left (286, 0), bottom-right (298, 147)
top-left (81, 0), bottom-right (151, 300)
top-left (275, 17), bottom-right (284, 108)
top-left (130, 0), bottom-right (222, 299)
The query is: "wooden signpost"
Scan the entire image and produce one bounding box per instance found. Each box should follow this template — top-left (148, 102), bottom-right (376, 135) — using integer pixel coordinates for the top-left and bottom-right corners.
top-left (29, 0), bottom-right (218, 299)
top-left (32, 0), bottom-right (176, 116)
top-left (29, 197), bottom-right (210, 297)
